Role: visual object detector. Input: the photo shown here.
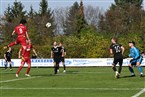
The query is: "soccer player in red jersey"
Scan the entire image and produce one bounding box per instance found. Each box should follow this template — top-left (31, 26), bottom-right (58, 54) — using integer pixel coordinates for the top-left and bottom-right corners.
top-left (16, 40), bottom-right (37, 77)
top-left (4, 19), bottom-right (30, 57)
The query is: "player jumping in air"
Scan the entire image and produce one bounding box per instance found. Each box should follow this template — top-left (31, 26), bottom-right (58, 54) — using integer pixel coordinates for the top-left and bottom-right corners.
top-left (51, 41), bottom-right (62, 74)
top-left (3, 19), bottom-right (30, 58)
top-left (16, 40), bottom-right (37, 77)
top-left (128, 41), bottom-right (144, 77)
top-left (58, 42), bottom-right (66, 73)
top-left (110, 38), bottom-right (125, 78)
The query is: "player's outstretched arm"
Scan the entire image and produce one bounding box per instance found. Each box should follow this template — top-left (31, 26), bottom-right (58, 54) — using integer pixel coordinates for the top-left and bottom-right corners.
top-left (25, 31), bottom-right (30, 41)
top-left (109, 49), bottom-right (113, 54)
top-left (18, 49), bottom-right (22, 58)
top-left (121, 46), bottom-right (125, 55)
top-left (62, 49), bottom-right (65, 57)
top-left (51, 51), bottom-right (53, 58)
top-left (11, 30), bottom-right (15, 36)
top-left (4, 53), bottom-right (6, 60)
top-left (32, 48), bottom-right (37, 57)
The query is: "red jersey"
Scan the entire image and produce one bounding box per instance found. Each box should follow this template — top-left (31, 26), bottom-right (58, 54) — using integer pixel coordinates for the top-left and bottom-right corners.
top-left (20, 44), bottom-right (32, 58)
top-left (14, 24), bottom-right (27, 37)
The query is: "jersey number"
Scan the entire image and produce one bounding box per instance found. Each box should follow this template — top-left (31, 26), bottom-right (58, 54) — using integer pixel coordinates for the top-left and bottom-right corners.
top-left (114, 46), bottom-right (121, 53)
top-left (19, 28), bottom-right (23, 34)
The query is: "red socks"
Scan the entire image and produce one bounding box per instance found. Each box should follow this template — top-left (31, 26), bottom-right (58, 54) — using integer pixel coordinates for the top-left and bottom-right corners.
top-left (16, 66), bottom-right (23, 74)
top-left (26, 67), bottom-right (31, 74)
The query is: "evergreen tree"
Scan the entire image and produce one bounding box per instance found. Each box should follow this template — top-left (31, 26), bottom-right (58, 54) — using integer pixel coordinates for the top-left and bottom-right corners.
top-left (64, 0), bottom-right (86, 36)
top-left (115, 0), bottom-right (143, 8)
top-left (64, 2), bottom-right (79, 35)
top-left (4, 0), bottom-right (26, 22)
top-left (76, 0), bottom-right (87, 37)
top-left (28, 5), bottom-right (35, 19)
top-left (27, 0), bottom-right (55, 45)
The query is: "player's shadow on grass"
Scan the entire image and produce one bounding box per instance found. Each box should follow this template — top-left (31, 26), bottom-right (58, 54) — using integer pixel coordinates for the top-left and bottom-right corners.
top-left (121, 75), bottom-right (144, 78)
top-left (32, 71), bottom-right (79, 77)
top-left (65, 71), bottom-right (79, 74)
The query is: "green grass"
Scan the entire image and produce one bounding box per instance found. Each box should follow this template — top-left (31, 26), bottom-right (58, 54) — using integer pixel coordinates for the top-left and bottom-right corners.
top-left (0, 67), bottom-right (145, 97)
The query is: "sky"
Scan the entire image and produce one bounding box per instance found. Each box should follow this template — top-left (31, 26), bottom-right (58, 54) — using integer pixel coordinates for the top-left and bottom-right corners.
top-left (1, 0), bottom-right (145, 16)
top-left (0, 0), bottom-right (115, 15)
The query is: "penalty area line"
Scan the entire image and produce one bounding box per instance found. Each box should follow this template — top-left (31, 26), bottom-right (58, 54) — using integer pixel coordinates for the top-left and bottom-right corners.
top-left (132, 88), bottom-right (145, 97)
top-left (0, 76), bottom-right (41, 83)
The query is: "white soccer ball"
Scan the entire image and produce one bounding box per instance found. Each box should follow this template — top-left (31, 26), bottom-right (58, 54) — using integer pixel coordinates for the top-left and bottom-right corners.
top-left (46, 22), bottom-right (51, 28)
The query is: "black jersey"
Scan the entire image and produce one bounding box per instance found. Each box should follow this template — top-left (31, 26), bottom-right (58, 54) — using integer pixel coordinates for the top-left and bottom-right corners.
top-left (5, 51), bottom-right (12, 59)
top-left (110, 43), bottom-right (123, 59)
top-left (59, 46), bottom-right (66, 56)
top-left (51, 46), bottom-right (61, 58)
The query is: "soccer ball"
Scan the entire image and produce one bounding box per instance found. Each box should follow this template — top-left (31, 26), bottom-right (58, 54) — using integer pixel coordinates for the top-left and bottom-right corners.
top-left (46, 22), bottom-right (51, 28)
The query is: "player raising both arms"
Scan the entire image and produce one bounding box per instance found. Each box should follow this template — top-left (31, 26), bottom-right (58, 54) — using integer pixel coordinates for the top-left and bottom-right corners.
top-left (110, 38), bottom-right (125, 78)
top-left (4, 19), bottom-right (30, 58)
top-left (16, 40), bottom-right (37, 77)
top-left (128, 41), bottom-right (144, 77)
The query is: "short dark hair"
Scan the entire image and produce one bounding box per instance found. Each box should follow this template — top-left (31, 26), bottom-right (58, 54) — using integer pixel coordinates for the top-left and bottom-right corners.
top-left (112, 37), bottom-right (118, 42)
top-left (141, 52), bottom-right (144, 54)
top-left (129, 41), bottom-right (135, 45)
top-left (20, 19), bottom-right (27, 24)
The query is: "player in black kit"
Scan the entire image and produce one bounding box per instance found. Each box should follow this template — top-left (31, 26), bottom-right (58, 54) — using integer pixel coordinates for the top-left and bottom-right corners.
top-left (4, 47), bottom-right (13, 70)
top-left (58, 42), bottom-right (66, 73)
top-left (51, 41), bottom-right (62, 74)
top-left (110, 38), bottom-right (125, 78)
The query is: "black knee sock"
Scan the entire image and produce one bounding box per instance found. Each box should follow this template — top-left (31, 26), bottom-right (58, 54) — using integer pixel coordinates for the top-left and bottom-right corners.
top-left (112, 67), bottom-right (117, 72)
top-left (118, 66), bottom-right (122, 74)
top-left (54, 66), bottom-right (57, 74)
top-left (64, 64), bottom-right (66, 70)
top-left (10, 63), bottom-right (12, 69)
top-left (129, 66), bottom-right (134, 74)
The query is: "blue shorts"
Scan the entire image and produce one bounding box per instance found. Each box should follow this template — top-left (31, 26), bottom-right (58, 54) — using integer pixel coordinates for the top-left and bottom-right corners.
top-left (130, 57), bottom-right (143, 66)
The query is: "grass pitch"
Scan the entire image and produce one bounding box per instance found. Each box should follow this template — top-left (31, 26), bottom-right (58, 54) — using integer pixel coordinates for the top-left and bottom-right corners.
top-left (0, 67), bottom-right (145, 97)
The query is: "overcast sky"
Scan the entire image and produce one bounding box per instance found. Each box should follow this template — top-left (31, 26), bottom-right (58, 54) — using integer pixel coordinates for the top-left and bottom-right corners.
top-left (1, 0), bottom-right (145, 16)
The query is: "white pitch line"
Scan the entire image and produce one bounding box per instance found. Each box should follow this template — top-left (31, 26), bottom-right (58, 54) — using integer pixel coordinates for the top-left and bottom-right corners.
top-left (0, 87), bottom-right (142, 91)
top-left (132, 88), bottom-right (145, 97)
top-left (0, 76), bottom-right (41, 83)
top-left (71, 72), bottom-right (111, 74)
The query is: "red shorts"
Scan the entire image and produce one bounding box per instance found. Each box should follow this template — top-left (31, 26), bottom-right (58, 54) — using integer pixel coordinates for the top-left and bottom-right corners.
top-left (16, 36), bottom-right (26, 47)
top-left (21, 57), bottom-right (31, 65)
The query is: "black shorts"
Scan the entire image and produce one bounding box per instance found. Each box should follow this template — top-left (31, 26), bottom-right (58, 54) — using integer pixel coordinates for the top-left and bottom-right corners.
top-left (53, 57), bottom-right (61, 64)
top-left (6, 58), bottom-right (11, 62)
top-left (113, 58), bottom-right (123, 66)
top-left (60, 57), bottom-right (65, 62)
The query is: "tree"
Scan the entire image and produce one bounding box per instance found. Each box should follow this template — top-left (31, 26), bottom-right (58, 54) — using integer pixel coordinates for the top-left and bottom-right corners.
top-left (27, 0), bottom-right (55, 45)
top-left (39, 0), bottom-right (48, 16)
top-left (64, 0), bottom-right (87, 36)
top-left (115, 0), bottom-right (143, 8)
top-left (28, 5), bottom-right (35, 19)
top-left (64, 2), bottom-right (79, 35)
top-left (85, 6), bottom-right (102, 28)
top-left (4, 0), bottom-right (26, 22)
top-left (98, 0), bottom-right (144, 37)
top-left (76, 0), bottom-right (87, 37)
